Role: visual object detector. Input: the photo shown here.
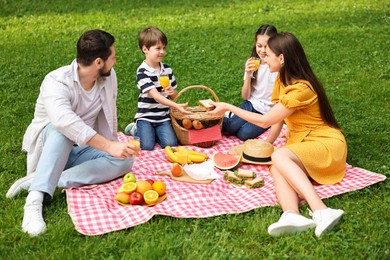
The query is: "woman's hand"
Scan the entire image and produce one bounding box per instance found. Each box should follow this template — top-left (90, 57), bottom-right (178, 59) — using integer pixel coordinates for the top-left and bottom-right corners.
top-left (207, 101), bottom-right (229, 117)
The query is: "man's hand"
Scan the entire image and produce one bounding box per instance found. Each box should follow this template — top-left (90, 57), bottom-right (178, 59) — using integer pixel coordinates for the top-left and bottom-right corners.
top-left (107, 141), bottom-right (141, 159)
top-left (87, 134), bottom-right (140, 159)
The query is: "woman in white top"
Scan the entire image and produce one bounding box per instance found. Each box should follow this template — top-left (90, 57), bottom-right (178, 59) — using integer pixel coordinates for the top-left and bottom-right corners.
top-left (223, 24), bottom-right (282, 142)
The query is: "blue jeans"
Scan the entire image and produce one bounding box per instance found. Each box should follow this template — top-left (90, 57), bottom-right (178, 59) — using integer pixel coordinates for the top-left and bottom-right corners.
top-left (29, 124), bottom-right (134, 197)
top-left (222, 100), bottom-right (269, 141)
top-left (136, 120), bottom-right (178, 150)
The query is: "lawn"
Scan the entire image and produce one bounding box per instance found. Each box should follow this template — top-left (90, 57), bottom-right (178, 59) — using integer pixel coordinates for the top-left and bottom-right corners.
top-left (0, 0), bottom-right (389, 259)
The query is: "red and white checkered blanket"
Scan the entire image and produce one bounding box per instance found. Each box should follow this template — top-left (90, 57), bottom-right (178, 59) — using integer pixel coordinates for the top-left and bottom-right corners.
top-left (65, 127), bottom-right (386, 235)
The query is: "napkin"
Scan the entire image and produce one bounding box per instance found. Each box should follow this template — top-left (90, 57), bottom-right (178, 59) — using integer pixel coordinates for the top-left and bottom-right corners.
top-left (183, 160), bottom-right (220, 180)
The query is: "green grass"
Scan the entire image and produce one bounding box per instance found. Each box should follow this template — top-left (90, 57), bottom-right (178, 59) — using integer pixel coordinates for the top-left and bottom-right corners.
top-left (1, 0), bottom-right (389, 259)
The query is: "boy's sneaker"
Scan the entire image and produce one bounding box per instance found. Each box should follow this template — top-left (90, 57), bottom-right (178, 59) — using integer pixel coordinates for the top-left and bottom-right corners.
top-left (310, 208), bottom-right (344, 237)
top-left (124, 122), bottom-right (137, 136)
top-left (268, 211), bottom-right (316, 236)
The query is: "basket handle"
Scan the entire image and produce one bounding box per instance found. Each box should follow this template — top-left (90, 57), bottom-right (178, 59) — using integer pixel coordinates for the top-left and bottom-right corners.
top-left (173, 85), bottom-right (219, 103)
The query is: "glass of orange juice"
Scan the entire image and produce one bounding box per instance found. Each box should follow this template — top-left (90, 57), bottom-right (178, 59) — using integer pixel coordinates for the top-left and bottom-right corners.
top-left (159, 73), bottom-right (170, 89)
top-left (250, 57), bottom-right (260, 79)
top-left (128, 136), bottom-right (140, 148)
top-left (177, 149), bottom-right (188, 165)
top-left (251, 57), bottom-right (260, 70)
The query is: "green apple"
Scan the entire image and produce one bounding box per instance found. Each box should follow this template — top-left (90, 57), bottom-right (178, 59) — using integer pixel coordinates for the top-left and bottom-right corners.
top-left (123, 172), bottom-right (136, 183)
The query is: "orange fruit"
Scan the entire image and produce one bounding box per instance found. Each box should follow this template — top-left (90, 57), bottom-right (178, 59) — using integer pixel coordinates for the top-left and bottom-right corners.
top-left (143, 190), bottom-right (159, 205)
top-left (171, 163), bottom-right (183, 177)
top-left (135, 180), bottom-right (153, 195)
top-left (152, 181), bottom-right (166, 196)
top-left (122, 182), bottom-right (137, 194)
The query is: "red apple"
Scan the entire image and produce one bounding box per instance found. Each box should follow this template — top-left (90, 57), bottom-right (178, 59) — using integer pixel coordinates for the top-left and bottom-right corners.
top-left (146, 179), bottom-right (154, 185)
top-left (129, 191), bottom-right (144, 205)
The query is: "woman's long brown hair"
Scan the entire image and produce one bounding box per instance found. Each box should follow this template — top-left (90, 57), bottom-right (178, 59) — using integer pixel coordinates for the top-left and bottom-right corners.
top-left (267, 32), bottom-right (340, 129)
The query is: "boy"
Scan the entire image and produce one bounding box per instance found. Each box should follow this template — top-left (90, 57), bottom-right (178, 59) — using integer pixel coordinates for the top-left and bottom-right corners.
top-left (126, 26), bottom-right (190, 150)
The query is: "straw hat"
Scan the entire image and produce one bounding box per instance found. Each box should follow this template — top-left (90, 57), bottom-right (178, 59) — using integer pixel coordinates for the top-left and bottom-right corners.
top-left (229, 139), bottom-right (274, 165)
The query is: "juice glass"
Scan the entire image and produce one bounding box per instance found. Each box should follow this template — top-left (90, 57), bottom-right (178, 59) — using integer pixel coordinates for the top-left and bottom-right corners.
top-left (251, 57), bottom-right (260, 70)
top-left (159, 74), bottom-right (170, 89)
top-left (177, 149), bottom-right (188, 165)
top-left (128, 136), bottom-right (140, 148)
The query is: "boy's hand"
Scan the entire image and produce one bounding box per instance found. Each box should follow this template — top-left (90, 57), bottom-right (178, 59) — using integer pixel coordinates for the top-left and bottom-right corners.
top-left (176, 103), bottom-right (193, 115)
top-left (164, 86), bottom-right (176, 96)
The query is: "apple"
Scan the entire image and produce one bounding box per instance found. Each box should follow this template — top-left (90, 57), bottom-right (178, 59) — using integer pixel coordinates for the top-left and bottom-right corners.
top-left (146, 179), bottom-right (154, 185)
top-left (129, 191), bottom-right (144, 205)
top-left (123, 172), bottom-right (136, 183)
top-left (115, 192), bottom-right (130, 204)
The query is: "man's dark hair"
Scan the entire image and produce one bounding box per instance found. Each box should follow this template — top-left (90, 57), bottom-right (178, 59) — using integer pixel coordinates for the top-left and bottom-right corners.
top-left (76, 29), bottom-right (115, 66)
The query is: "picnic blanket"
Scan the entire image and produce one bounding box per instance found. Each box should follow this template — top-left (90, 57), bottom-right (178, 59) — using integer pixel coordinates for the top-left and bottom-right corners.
top-left (65, 127), bottom-right (386, 235)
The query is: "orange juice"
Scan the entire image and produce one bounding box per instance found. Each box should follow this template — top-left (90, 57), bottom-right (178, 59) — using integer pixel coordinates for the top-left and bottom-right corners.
top-left (160, 75), bottom-right (170, 89)
top-left (252, 58), bottom-right (260, 70)
top-left (128, 137), bottom-right (140, 148)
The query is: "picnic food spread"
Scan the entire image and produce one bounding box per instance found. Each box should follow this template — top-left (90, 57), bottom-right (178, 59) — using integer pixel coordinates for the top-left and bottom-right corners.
top-left (115, 174), bottom-right (167, 206)
top-left (224, 168), bottom-right (264, 188)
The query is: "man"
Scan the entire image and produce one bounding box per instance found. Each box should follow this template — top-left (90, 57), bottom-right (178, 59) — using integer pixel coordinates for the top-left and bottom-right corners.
top-left (6, 29), bottom-right (139, 236)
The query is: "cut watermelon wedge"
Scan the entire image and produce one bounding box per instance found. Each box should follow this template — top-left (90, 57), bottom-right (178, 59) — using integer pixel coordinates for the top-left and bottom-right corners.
top-left (212, 152), bottom-right (241, 170)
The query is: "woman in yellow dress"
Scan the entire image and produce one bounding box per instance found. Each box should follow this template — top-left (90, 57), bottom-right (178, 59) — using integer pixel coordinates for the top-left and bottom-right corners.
top-left (209, 32), bottom-right (346, 237)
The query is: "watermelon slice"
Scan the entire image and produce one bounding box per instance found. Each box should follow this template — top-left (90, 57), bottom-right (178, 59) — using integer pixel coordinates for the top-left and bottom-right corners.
top-left (212, 152), bottom-right (241, 170)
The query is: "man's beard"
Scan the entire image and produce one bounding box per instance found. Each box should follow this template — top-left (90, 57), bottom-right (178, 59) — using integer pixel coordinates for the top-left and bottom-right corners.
top-left (99, 67), bottom-right (111, 78)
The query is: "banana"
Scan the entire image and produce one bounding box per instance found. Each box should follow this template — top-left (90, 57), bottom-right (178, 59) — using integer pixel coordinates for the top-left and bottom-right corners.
top-left (188, 150), bottom-right (208, 160)
top-left (166, 146), bottom-right (209, 164)
top-left (176, 147), bottom-right (208, 160)
top-left (188, 153), bottom-right (207, 163)
top-left (165, 146), bottom-right (179, 163)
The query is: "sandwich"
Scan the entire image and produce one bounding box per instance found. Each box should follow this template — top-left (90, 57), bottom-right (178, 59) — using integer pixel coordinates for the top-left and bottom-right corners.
top-left (236, 169), bottom-right (256, 180)
top-left (244, 177), bottom-right (264, 189)
top-left (224, 170), bottom-right (244, 185)
top-left (198, 99), bottom-right (215, 111)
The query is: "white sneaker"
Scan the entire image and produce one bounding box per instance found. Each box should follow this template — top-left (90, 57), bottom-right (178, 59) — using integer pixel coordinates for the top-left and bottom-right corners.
top-left (6, 174), bottom-right (34, 199)
top-left (310, 208), bottom-right (344, 237)
top-left (224, 111), bottom-right (234, 118)
top-left (268, 211), bottom-right (316, 236)
top-left (22, 200), bottom-right (46, 237)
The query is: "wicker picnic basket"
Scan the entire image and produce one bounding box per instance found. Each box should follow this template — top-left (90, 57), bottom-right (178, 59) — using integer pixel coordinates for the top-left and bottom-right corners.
top-left (170, 85), bottom-right (223, 148)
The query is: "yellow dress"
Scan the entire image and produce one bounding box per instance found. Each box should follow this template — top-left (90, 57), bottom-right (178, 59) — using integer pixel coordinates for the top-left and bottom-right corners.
top-left (272, 79), bottom-right (347, 185)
